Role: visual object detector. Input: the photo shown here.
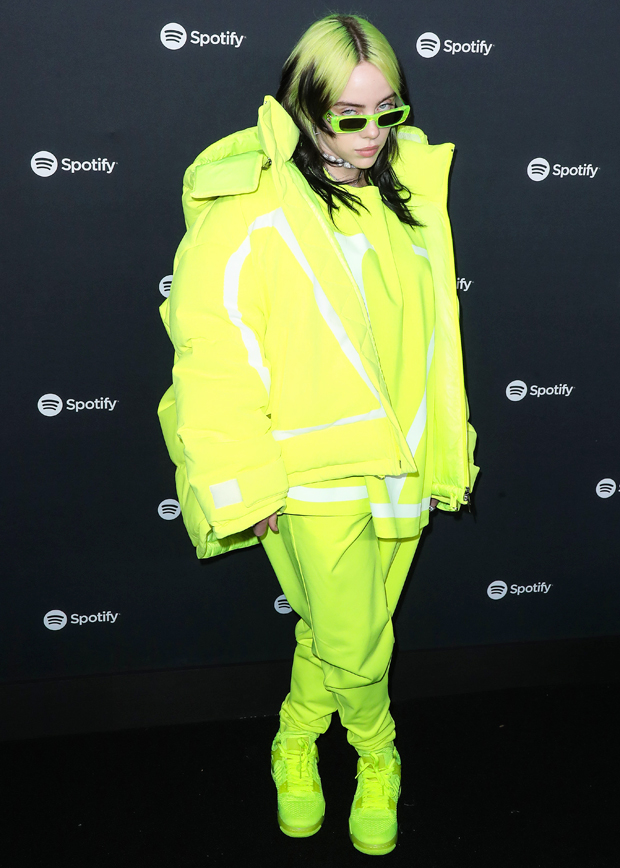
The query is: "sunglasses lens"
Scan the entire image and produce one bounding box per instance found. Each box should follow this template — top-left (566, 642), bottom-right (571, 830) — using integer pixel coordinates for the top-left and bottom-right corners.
top-left (377, 108), bottom-right (406, 128)
top-left (336, 116), bottom-right (367, 132)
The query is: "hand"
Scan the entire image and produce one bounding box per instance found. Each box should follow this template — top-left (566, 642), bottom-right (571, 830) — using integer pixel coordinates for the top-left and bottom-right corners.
top-left (429, 498), bottom-right (439, 512)
top-left (253, 512), bottom-right (279, 537)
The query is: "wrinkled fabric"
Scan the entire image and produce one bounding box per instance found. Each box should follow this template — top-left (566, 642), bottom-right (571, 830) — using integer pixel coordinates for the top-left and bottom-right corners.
top-left (285, 183), bottom-right (436, 539)
top-left (158, 96), bottom-right (478, 558)
top-left (261, 513), bottom-right (420, 752)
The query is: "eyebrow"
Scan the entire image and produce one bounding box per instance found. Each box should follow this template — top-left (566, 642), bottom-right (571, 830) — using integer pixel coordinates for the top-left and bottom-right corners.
top-left (332, 92), bottom-right (396, 108)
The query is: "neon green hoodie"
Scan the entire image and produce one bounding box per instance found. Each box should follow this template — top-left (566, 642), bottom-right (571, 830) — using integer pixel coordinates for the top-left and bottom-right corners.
top-left (158, 96), bottom-right (478, 558)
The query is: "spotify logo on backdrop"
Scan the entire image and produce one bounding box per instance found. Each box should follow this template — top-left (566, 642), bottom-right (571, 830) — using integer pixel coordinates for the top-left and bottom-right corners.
top-left (38, 393), bottom-right (63, 416)
top-left (506, 380), bottom-right (528, 401)
top-left (416, 32), bottom-right (441, 57)
top-left (274, 594), bottom-right (292, 614)
top-left (506, 380), bottom-right (574, 400)
top-left (160, 22), bottom-right (246, 49)
top-left (488, 581), bottom-right (552, 600)
top-left (416, 32), bottom-right (494, 57)
top-left (158, 499), bottom-right (181, 520)
top-left (44, 610), bottom-right (120, 630)
top-left (527, 158), bottom-right (551, 181)
top-left (31, 151), bottom-right (58, 177)
top-left (159, 275), bottom-right (173, 298)
top-left (528, 158), bottom-right (599, 181)
top-left (596, 479), bottom-right (617, 498)
top-left (487, 581), bottom-right (508, 600)
top-left (44, 610), bottom-right (67, 630)
top-left (160, 23), bottom-right (187, 49)
top-left (37, 394), bottom-right (119, 415)
top-left (31, 152), bottom-right (117, 176)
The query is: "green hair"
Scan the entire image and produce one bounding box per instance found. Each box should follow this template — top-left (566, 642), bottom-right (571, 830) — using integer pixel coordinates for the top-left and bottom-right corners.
top-left (276, 14), bottom-right (419, 227)
top-left (280, 15), bottom-right (406, 139)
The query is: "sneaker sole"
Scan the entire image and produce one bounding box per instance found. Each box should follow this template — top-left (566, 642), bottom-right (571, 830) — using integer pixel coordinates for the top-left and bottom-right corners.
top-left (278, 814), bottom-right (324, 838)
top-left (349, 830), bottom-right (398, 855)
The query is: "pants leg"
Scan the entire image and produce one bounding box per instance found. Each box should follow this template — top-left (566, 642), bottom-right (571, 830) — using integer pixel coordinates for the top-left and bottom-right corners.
top-left (260, 517), bottom-right (339, 739)
top-left (260, 513), bottom-right (420, 752)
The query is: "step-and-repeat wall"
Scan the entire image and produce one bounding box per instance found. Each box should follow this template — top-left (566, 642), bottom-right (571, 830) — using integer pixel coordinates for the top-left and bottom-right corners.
top-left (3, 0), bottom-right (619, 682)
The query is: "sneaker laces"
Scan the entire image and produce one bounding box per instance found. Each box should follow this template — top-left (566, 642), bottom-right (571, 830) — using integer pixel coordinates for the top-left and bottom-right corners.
top-left (279, 737), bottom-right (317, 794)
top-left (356, 753), bottom-right (399, 809)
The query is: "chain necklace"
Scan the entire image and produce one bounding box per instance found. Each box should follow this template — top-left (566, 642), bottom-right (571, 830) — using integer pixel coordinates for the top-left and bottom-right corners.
top-left (322, 154), bottom-right (365, 187)
top-left (325, 167), bottom-right (365, 187)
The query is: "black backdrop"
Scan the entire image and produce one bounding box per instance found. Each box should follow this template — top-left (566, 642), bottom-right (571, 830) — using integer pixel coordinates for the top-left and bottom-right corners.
top-left (3, 1), bottom-right (620, 693)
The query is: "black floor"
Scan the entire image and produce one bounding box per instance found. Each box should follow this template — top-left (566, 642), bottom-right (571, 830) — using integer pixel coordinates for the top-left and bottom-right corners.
top-left (4, 681), bottom-right (620, 867)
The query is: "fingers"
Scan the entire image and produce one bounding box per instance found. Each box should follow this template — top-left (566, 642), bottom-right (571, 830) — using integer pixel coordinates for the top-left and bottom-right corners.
top-left (253, 518), bottom-right (268, 537)
top-left (253, 512), bottom-right (279, 537)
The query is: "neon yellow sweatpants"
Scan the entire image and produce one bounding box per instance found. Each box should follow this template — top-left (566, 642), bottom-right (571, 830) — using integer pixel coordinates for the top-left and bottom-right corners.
top-left (260, 513), bottom-right (420, 753)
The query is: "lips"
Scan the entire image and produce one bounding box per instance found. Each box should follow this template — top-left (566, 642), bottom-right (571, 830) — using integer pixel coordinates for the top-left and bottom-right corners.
top-left (356, 147), bottom-right (378, 157)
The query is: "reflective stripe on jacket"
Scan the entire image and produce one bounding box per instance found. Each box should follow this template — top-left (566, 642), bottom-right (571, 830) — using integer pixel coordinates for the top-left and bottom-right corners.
top-left (158, 96), bottom-right (478, 558)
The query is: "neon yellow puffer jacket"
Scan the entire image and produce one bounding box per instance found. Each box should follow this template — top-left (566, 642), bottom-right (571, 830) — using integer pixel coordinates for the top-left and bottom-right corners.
top-left (158, 96), bottom-right (478, 558)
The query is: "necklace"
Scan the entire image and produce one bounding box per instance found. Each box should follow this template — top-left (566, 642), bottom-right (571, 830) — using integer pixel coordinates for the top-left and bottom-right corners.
top-left (320, 151), bottom-right (357, 170)
top-left (325, 166), bottom-right (365, 187)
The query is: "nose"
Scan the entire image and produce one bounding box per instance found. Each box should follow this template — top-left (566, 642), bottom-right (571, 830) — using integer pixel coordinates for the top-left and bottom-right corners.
top-left (362, 120), bottom-right (380, 140)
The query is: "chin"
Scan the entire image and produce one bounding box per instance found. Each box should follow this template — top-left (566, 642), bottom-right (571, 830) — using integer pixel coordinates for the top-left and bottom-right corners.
top-left (354, 155), bottom-right (379, 168)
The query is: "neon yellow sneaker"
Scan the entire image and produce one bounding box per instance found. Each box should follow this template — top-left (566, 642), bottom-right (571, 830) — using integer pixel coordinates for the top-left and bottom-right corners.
top-left (349, 745), bottom-right (401, 855)
top-left (271, 732), bottom-right (325, 838)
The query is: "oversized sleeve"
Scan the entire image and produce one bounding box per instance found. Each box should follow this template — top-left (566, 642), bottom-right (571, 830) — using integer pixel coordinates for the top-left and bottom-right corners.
top-left (166, 195), bottom-right (288, 539)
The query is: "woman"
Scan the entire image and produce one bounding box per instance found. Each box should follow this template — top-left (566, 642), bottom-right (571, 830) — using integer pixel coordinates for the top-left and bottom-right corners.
top-left (158, 14), bottom-right (478, 856)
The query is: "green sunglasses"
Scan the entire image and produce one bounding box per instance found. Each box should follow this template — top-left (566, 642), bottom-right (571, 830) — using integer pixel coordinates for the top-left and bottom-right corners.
top-left (324, 104), bottom-right (410, 134)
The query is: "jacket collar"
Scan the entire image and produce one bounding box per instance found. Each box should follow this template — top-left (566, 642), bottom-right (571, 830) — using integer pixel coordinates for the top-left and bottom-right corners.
top-left (257, 96), bottom-right (300, 165)
top-left (257, 96), bottom-right (454, 207)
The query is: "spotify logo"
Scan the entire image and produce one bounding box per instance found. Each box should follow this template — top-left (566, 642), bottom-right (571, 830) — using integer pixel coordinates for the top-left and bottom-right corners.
top-left (160, 23), bottom-right (187, 49)
top-left (416, 32), bottom-right (441, 58)
top-left (44, 610), bottom-right (67, 630)
top-left (159, 275), bottom-right (173, 298)
top-left (31, 152), bottom-right (117, 176)
top-left (506, 380), bottom-right (574, 401)
top-left (38, 393), bottom-right (63, 416)
top-left (31, 151), bottom-right (58, 177)
top-left (506, 380), bottom-right (527, 401)
top-left (160, 23), bottom-right (245, 50)
top-left (158, 499), bottom-right (181, 520)
top-left (37, 394), bottom-right (119, 415)
top-left (274, 594), bottom-right (292, 614)
top-left (528, 159), bottom-right (599, 181)
top-left (527, 158), bottom-right (551, 181)
top-left (596, 479), bottom-right (617, 499)
top-left (416, 32), bottom-right (493, 57)
top-left (487, 581), bottom-right (508, 600)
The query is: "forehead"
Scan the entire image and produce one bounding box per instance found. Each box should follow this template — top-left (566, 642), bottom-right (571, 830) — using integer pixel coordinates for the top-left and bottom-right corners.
top-left (336, 61), bottom-right (392, 106)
